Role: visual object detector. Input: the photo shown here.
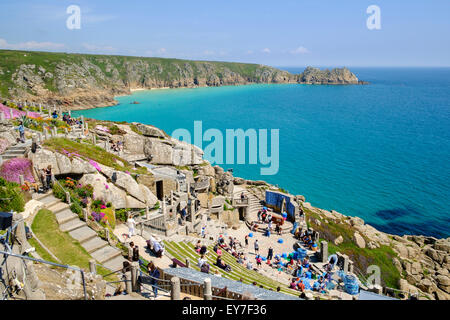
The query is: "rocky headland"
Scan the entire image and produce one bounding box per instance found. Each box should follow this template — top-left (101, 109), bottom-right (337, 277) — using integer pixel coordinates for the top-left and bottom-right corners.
top-left (0, 50), bottom-right (365, 110)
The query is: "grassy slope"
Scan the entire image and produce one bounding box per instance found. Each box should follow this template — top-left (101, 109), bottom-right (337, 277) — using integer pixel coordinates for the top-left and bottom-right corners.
top-left (31, 209), bottom-right (115, 281)
top-left (305, 207), bottom-right (401, 288)
top-left (0, 49), bottom-right (285, 97)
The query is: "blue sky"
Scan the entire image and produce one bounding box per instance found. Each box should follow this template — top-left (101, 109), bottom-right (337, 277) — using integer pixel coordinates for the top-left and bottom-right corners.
top-left (0, 0), bottom-right (449, 67)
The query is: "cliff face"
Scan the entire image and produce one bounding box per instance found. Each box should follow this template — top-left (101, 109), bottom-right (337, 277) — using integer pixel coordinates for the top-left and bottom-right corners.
top-left (298, 66), bottom-right (362, 84)
top-left (0, 50), bottom-right (362, 110)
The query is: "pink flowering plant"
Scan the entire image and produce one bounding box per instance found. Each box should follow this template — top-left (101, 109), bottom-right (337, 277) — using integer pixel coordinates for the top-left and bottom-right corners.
top-left (0, 158), bottom-right (35, 184)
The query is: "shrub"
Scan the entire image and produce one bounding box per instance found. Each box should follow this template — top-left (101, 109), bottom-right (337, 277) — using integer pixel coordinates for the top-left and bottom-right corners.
top-left (115, 209), bottom-right (128, 222)
top-left (70, 202), bottom-right (83, 217)
top-left (0, 177), bottom-right (25, 212)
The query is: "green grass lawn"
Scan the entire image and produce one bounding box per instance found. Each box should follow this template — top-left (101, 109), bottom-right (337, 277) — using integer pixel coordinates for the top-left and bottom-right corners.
top-left (31, 209), bottom-right (116, 281)
top-left (305, 206), bottom-right (402, 289)
top-left (44, 138), bottom-right (130, 171)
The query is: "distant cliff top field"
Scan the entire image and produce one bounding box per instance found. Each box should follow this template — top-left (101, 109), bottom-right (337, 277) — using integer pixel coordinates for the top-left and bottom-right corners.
top-left (0, 50), bottom-right (362, 110)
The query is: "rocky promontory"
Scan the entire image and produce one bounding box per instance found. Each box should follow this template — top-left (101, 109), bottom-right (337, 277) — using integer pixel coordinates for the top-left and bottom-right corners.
top-left (0, 50), bottom-right (364, 110)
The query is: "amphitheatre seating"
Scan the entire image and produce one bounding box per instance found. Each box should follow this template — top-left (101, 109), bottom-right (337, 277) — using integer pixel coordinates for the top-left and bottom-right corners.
top-left (162, 240), bottom-right (300, 297)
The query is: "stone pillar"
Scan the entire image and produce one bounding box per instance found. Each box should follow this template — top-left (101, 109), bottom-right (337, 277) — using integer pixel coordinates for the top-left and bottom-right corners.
top-left (170, 277), bottom-right (181, 300)
top-left (204, 278), bottom-right (212, 300)
top-left (320, 241), bottom-right (328, 263)
top-left (12, 213), bottom-right (32, 253)
top-left (125, 272), bottom-right (132, 294)
top-left (104, 140), bottom-right (109, 151)
top-left (83, 208), bottom-right (88, 222)
top-left (48, 109), bottom-right (51, 118)
top-left (68, 110), bottom-right (71, 117)
top-left (19, 175), bottom-right (25, 186)
top-left (39, 103), bottom-right (42, 113)
top-left (64, 128), bottom-right (68, 138)
top-left (89, 260), bottom-right (97, 275)
top-left (38, 132), bottom-right (43, 144)
top-left (92, 134), bottom-right (96, 145)
top-left (65, 191), bottom-right (71, 204)
top-left (131, 262), bottom-right (139, 292)
top-left (9, 109), bottom-right (14, 119)
top-left (105, 228), bottom-right (110, 243)
top-left (32, 133), bottom-right (37, 145)
top-left (342, 254), bottom-right (349, 273)
top-left (44, 128), bottom-right (49, 140)
top-left (348, 261), bottom-right (354, 274)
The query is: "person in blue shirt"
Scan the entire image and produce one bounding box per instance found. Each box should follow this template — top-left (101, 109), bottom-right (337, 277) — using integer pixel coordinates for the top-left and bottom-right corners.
top-left (147, 261), bottom-right (160, 298)
top-left (17, 121), bottom-right (25, 143)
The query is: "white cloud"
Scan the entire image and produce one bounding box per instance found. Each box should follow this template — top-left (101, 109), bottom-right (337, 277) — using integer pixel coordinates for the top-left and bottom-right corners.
top-left (157, 48), bottom-right (167, 54)
top-left (262, 48), bottom-right (271, 54)
top-left (203, 50), bottom-right (215, 56)
top-left (82, 43), bottom-right (116, 52)
top-left (245, 50), bottom-right (254, 55)
top-left (0, 38), bottom-right (65, 50)
top-left (290, 46), bottom-right (310, 54)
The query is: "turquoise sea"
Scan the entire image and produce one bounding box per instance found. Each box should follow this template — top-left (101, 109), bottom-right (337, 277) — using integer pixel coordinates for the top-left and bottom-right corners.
top-left (74, 68), bottom-right (450, 238)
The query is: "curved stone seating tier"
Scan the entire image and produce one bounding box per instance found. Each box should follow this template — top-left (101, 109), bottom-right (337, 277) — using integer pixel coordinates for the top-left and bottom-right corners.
top-left (245, 220), bottom-right (294, 235)
top-left (162, 240), bottom-right (299, 297)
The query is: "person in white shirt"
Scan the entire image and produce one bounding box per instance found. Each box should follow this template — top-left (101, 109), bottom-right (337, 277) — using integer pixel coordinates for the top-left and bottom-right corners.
top-left (197, 255), bottom-right (207, 268)
top-left (127, 214), bottom-right (136, 238)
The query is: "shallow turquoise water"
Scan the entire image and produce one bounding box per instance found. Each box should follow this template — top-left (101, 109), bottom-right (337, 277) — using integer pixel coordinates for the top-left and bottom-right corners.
top-left (74, 68), bottom-right (450, 238)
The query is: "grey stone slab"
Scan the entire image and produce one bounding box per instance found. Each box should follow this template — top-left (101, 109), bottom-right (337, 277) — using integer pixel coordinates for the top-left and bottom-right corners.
top-left (82, 237), bottom-right (108, 253)
top-left (60, 219), bottom-right (86, 232)
top-left (91, 245), bottom-right (122, 264)
top-left (55, 208), bottom-right (78, 225)
top-left (69, 225), bottom-right (97, 243)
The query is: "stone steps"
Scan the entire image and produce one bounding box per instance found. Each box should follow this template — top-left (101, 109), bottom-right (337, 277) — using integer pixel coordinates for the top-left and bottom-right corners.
top-left (103, 255), bottom-right (127, 273)
top-left (47, 201), bottom-right (70, 214)
top-left (60, 218), bottom-right (86, 232)
top-left (69, 225), bottom-right (97, 244)
top-left (91, 246), bottom-right (122, 264)
top-left (82, 237), bottom-right (108, 254)
top-left (55, 208), bottom-right (79, 225)
top-left (38, 194), bottom-right (59, 205)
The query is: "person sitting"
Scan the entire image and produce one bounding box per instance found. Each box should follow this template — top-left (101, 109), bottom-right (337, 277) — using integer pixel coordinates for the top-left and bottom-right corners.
top-left (199, 245), bottom-right (207, 256)
top-left (297, 280), bottom-right (305, 292)
top-left (246, 259), bottom-right (253, 270)
top-left (152, 240), bottom-right (164, 258)
top-left (197, 254), bottom-right (207, 268)
top-left (216, 257), bottom-right (231, 272)
top-left (289, 279), bottom-right (297, 290)
top-left (195, 240), bottom-right (202, 253)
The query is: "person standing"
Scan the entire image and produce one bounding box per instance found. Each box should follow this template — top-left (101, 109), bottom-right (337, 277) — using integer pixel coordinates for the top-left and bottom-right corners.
top-left (267, 246), bottom-right (274, 261)
top-left (44, 165), bottom-right (52, 192)
top-left (254, 239), bottom-right (259, 254)
top-left (245, 235), bottom-right (249, 247)
top-left (127, 214), bottom-right (136, 239)
top-left (18, 121), bottom-right (25, 143)
top-left (147, 261), bottom-right (160, 298)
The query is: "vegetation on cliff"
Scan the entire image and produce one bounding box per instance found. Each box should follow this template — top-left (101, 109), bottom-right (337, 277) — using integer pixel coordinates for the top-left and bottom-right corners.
top-left (0, 50), bottom-right (361, 109)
